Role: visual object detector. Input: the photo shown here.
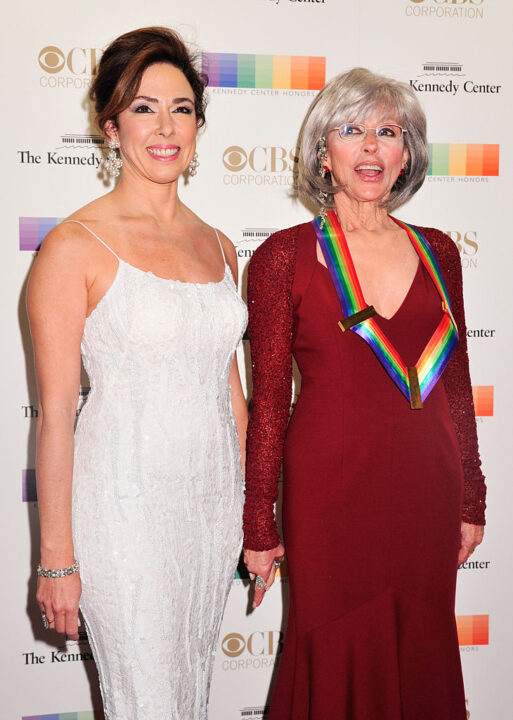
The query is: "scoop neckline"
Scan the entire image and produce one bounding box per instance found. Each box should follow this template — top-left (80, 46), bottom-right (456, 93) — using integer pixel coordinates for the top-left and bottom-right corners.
top-left (118, 257), bottom-right (229, 285)
top-left (86, 261), bottom-right (231, 323)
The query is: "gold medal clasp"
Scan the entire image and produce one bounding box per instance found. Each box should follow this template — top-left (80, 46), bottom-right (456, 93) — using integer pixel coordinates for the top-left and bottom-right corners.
top-left (338, 305), bottom-right (377, 332)
top-left (408, 366), bottom-right (423, 410)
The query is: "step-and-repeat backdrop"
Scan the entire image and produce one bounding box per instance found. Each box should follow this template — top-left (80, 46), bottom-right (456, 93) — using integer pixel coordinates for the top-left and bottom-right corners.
top-left (1, 1), bottom-right (511, 718)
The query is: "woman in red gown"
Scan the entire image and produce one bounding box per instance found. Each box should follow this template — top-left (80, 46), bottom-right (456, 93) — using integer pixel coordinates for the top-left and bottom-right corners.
top-left (243, 68), bottom-right (486, 720)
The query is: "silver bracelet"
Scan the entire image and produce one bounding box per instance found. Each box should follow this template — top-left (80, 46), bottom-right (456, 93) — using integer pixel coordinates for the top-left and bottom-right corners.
top-left (37, 560), bottom-right (80, 579)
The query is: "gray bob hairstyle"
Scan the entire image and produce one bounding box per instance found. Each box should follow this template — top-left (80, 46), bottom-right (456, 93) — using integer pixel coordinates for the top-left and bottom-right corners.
top-left (298, 67), bottom-right (430, 212)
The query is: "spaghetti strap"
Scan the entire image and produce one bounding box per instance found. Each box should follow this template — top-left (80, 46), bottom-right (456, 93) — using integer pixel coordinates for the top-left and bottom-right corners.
top-left (213, 227), bottom-right (227, 265)
top-left (62, 220), bottom-right (120, 260)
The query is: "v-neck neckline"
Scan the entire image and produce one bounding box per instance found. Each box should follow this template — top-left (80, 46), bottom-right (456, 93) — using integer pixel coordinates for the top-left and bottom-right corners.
top-left (313, 217), bottom-right (421, 321)
top-left (310, 213), bottom-right (459, 409)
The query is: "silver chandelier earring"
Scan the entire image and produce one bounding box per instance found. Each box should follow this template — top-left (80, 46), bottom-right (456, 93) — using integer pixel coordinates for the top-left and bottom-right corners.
top-left (188, 151), bottom-right (199, 176)
top-left (103, 138), bottom-right (123, 178)
top-left (318, 191), bottom-right (329, 229)
top-left (317, 136), bottom-right (329, 227)
top-left (318, 136), bottom-right (328, 178)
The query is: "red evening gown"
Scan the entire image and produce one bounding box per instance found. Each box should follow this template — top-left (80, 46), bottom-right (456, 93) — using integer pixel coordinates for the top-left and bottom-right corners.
top-left (243, 221), bottom-right (486, 720)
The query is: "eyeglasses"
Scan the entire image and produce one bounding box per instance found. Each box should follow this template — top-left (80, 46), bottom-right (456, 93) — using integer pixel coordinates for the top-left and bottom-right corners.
top-left (330, 123), bottom-right (407, 142)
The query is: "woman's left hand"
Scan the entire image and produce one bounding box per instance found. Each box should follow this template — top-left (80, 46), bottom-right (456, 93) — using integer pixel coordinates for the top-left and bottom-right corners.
top-left (458, 522), bottom-right (484, 565)
top-left (244, 544), bottom-right (285, 609)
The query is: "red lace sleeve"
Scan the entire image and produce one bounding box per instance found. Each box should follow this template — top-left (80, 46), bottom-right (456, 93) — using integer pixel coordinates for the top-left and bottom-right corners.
top-left (243, 230), bottom-right (297, 550)
top-left (419, 226), bottom-right (487, 525)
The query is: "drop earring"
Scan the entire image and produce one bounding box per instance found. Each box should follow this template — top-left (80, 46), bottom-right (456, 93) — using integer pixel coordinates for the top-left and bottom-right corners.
top-left (318, 192), bottom-right (328, 228)
top-left (103, 138), bottom-right (123, 178)
top-left (317, 137), bottom-right (329, 227)
top-left (188, 151), bottom-right (199, 176)
top-left (318, 136), bottom-right (329, 178)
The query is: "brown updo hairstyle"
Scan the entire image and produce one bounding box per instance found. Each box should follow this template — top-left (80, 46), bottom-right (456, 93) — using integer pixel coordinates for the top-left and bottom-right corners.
top-left (89, 26), bottom-right (208, 133)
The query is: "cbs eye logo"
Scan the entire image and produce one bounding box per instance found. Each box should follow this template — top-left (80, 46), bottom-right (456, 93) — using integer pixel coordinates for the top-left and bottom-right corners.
top-left (221, 633), bottom-right (246, 657)
top-left (38, 46), bottom-right (65, 73)
top-left (223, 147), bottom-right (247, 172)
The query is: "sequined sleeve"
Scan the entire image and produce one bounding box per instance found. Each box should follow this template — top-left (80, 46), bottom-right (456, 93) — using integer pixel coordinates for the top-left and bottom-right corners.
top-left (420, 227), bottom-right (487, 525)
top-left (243, 230), bottom-right (296, 550)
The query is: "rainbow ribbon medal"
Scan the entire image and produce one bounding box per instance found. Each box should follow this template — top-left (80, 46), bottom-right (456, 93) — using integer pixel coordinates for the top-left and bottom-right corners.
top-left (312, 211), bottom-right (459, 409)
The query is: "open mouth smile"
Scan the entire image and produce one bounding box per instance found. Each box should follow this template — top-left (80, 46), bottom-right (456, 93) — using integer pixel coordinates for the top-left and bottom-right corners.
top-left (147, 146), bottom-right (180, 160)
top-left (354, 163), bottom-right (384, 180)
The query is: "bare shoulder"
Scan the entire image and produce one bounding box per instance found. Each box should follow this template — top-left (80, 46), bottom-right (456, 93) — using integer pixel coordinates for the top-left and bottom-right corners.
top-left (26, 213), bottom-right (95, 317)
top-left (35, 222), bottom-right (90, 267)
top-left (215, 228), bottom-right (237, 263)
top-left (64, 195), bottom-right (114, 237)
top-left (37, 196), bottom-right (113, 264)
top-left (215, 228), bottom-right (238, 281)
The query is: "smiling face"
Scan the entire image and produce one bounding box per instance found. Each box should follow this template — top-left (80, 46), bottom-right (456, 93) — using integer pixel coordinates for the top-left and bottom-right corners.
top-left (325, 109), bottom-right (409, 207)
top-left (105, 62), bottom-right (198, 184)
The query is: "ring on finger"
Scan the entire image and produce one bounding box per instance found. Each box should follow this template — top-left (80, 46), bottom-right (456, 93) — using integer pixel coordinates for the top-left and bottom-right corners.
top-left (41, 613), bottom-right (49, 630)
top-left (255, 575), bottom-right (267, 590)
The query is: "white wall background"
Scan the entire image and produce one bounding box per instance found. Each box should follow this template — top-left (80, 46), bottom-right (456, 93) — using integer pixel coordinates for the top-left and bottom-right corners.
top-left (1, 1), bottom-right (511, 718)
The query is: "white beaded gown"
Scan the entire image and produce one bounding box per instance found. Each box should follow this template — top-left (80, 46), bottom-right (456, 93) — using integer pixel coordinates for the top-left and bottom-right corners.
top-left (69, 222), bottom-right (247, 719)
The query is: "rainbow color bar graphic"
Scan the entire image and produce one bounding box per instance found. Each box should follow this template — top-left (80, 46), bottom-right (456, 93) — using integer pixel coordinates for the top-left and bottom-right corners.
top-left (456, 615), bottom-right (489, 646)
top-left (22, 469), bottom-right (37, 502)
top-left (472, 386), bottom-right (494, 417)
top-left (202, 53), bottom-right (325, 90)
top-left (19, 217), bottom-right (64, 251)
top-left (22, 713), bottom-right (99, 720)
top-left (427, 144), bottom-right (499, 176)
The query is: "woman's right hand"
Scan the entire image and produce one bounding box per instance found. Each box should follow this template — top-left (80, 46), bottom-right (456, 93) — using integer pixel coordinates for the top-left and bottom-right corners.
top-left (27, 224), bottom-right (91, 643)
top-left (243, 544), bottom-right (285, 609)
top-left (36, 573), bottom-right (82, 640)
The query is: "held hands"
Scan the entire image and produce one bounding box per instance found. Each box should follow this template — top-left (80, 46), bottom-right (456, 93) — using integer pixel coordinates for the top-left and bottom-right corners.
top-left (243, 543), bottom-right (285, 609)
top-left (36, 573), bottom-right (82, 640)
top-left (458, 522), bottom-right (484, 565)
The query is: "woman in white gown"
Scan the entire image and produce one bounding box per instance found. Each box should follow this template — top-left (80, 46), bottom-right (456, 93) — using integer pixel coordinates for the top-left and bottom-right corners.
top-left (27, 27), bottom-right (248, 719)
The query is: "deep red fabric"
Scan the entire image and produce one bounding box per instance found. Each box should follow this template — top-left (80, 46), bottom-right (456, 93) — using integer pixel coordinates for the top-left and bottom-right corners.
top-left (243, 221), bottom-right (486, 720)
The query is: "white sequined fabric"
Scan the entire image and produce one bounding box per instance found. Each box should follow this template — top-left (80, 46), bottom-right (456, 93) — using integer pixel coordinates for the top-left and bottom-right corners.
top-left (71, 233), bottom-right (247, 719)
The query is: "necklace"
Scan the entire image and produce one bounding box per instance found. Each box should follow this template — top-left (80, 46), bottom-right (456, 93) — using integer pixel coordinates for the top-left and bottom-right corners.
top-left (312, 210), bottom-right (459, 409)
